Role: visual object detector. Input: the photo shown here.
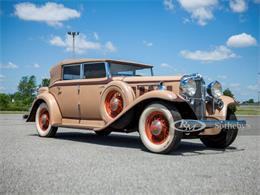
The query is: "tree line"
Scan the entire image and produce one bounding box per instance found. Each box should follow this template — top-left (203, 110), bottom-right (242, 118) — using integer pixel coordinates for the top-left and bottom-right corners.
top-left (0, 75), bottom-right (50, 111)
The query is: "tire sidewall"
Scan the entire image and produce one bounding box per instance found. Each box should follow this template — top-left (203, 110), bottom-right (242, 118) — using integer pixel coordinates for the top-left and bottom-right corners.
top-left (139, 103), bottom-right (177, 153)
top-left (36, 103), bottom-right (52, 137)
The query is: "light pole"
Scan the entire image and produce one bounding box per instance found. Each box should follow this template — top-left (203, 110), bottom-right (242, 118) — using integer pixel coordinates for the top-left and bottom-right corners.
top-left (67, 32), bottom-right (79, 58)
top-left (258, 73), bottom-right (260, 106)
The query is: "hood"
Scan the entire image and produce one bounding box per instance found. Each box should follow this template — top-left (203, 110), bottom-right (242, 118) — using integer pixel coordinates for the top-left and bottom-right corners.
top-left (112, 76), bottom-right (182, 83)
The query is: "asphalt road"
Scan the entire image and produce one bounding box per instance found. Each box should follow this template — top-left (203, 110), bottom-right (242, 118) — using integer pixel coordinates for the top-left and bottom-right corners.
top-left (0, 115), bottom-right (259, 194)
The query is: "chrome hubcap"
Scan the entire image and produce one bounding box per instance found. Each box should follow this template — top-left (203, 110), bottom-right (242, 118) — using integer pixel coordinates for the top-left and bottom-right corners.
top-left (110, 97), bottom-right (119, 112)
top-left (150, 120), bottom-right (163, 136)
top-left (41, 114), bottom-right (48, 126)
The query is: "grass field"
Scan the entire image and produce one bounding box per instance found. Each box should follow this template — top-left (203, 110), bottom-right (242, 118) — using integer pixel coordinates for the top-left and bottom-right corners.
top-left (0, 111), bottom-right (27, 114)
top-left (236, 105), bottom-right (260, 116)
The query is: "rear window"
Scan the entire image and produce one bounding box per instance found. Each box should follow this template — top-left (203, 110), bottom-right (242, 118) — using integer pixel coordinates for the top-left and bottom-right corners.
top-left (63, 65), bottom-right (81, 80)
top-left (84, 63), bottom-right (106, 79)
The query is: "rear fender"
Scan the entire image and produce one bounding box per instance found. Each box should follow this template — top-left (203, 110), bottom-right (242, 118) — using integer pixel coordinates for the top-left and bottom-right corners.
top-left (26, 92), bottom-right (62, 126)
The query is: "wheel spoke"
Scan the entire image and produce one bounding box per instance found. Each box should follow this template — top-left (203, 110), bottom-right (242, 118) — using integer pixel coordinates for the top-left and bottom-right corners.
top-left (145, 111), bottom-right (169, 145)
top-left (38, 108), bottom-right (50, 131)
top-left (105, 90), bottom-right (124, 118)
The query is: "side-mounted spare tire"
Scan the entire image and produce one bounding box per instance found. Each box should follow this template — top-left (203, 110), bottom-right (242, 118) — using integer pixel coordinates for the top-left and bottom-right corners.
top-left (100, 81), bottom-right (135, 129)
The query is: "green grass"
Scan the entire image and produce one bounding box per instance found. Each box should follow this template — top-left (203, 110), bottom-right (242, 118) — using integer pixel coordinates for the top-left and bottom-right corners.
top-left (0, 110), bottom-right (27, 114)
top-left (236, 106), bottom-right (260, 116)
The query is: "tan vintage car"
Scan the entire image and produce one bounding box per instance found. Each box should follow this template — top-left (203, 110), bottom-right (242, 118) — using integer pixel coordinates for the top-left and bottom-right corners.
top-left (26, 59), bottom-right (246, 153)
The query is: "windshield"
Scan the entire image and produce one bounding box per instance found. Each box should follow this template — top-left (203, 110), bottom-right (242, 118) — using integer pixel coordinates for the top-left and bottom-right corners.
top-left (109, 63), bottom-right (153, 77)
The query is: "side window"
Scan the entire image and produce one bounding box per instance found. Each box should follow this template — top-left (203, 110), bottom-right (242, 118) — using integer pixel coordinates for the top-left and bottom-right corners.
top-left (84, 63), bottom-right (106, 79)
top-left (63, 65), bottom-right (81, 80)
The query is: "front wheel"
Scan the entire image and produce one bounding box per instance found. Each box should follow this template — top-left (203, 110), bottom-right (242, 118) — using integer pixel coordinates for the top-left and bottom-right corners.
top-left (139, 102), bottom-right (182, 154)
top-left (35, 102), bottom-right (57, 137)
top-left (200, 111), bottom-right (238, 148)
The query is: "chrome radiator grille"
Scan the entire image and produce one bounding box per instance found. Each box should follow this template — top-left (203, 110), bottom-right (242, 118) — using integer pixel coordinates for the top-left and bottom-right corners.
top-left (191, 79), bottom-right (206, 119)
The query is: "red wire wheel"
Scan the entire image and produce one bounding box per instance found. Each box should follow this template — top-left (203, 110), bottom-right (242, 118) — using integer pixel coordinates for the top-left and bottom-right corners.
top-left (105, 90), bottom-right (124, 118)
top-left (145, 111), bottom-right (170, 145)
top-left (38, 108), bottom-right (50, 131)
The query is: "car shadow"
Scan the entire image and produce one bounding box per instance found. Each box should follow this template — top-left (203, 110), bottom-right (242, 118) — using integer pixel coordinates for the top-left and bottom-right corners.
top-left (29, 131), bottom-right (244, 156)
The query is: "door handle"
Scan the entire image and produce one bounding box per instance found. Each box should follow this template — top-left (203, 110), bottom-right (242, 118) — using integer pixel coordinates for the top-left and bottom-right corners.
top-left (58, 87), bottom-right (62, 95)
top-left (77, 85), bottom-right (80, 94)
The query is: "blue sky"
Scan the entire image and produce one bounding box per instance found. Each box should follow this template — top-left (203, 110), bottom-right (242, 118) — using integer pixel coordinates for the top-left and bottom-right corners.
top-left (0, 0), bottom-right (259, 101)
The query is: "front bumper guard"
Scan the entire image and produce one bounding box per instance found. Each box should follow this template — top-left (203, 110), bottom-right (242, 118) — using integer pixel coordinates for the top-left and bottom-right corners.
top-left (174, 119), bottom-right (246, 132)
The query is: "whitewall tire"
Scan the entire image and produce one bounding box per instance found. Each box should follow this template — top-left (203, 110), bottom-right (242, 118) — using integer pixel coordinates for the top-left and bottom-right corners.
top-left (35, 102), bottom-right (57, 137)
top-left (139, 102), bottom-right (182, 154)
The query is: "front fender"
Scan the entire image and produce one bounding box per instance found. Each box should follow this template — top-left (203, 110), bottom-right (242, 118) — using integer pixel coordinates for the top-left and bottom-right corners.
top-left (206, 95), bottom-right (236, 121)
top-left (26, 92), bottom-right (62, 126)
top-left (221, 95), bottom-right (237, 116)
top-left (116, 90), bottom-right (185, 119)
top-left (97, 90), bottom-right (186, 130)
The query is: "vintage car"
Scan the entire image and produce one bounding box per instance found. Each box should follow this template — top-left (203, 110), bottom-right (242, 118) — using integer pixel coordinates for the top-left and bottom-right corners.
top-left (26, 59), bottom-right (246, 153)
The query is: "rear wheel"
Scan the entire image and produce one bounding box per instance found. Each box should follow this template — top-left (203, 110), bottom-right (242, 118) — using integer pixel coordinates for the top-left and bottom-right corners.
top-left (35, 102), bottom-right (57, 137)
top-left (139, 102), bottom-right (182, 154)
top-left (200, 111), bottom-right (238, 148)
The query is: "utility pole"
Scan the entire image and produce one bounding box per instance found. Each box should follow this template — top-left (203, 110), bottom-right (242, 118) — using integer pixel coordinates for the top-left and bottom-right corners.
top-left (258, 73), bottom-right (260, 106)
top-left (67, 32), bottom-right (79, 58)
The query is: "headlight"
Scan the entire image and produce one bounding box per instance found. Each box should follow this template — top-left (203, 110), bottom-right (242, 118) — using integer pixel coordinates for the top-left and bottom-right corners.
top-left (207, 81), bottom-right (222, 98)
top-left (180, 77), bottom-right (197, 97)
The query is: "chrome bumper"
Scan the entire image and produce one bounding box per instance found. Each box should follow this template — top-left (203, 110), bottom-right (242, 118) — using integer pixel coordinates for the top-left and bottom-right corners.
top-left (200, 120), bottom-right (246, 129)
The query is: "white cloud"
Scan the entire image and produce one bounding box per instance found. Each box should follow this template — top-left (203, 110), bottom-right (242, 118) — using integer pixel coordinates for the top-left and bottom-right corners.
top-left (33, 63), bottom-right (40, 68)
top-left (93, 32), bottom-right (99, 40)
top-left (226, 33), bottom-right (257, 48)
top-left (178, 0), bottom-right (218, 26)
top-left (160, 63), bottom-right (172, 68)
top-left (247, 85), bottom-right (258, 91)
top-left (143, 40), bottom-right (153, 47)
top-left (50, 33), bottom-right (116, 54)
top-left (229, 0), bottom-right (247, 13)
top-left (0, 62), bottom-right (18, 69)
top-left (105, 41), bottom-right (117, 52)
top-left (164, 0), bottom-right (174, 10)
top-left (49, 36), bottom-right (66, 47)
top-left (14, 2), bottom-right (80, 27)
top-left (180, 45), bottom-right (236, 62)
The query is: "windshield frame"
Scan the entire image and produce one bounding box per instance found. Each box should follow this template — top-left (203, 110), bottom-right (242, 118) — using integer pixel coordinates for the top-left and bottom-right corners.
top-left (108, 62), bottom-right (154, 77)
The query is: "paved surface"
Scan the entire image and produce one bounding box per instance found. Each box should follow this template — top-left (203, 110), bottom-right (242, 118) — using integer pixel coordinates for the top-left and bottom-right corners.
top-left (0, 115), bottom-right (259, 194)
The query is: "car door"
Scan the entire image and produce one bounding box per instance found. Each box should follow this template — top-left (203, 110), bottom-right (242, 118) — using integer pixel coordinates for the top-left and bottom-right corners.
top-left (79, 62), bottom-right (109, 120)
top-left (54, 64), bottom-right (81, 119)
